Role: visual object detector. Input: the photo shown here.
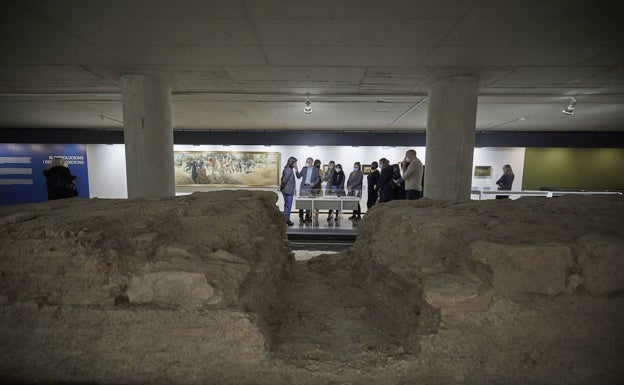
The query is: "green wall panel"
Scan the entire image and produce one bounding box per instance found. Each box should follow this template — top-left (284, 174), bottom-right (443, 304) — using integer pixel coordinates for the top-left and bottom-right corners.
top-left (522, 148), bottom-right (624, 190)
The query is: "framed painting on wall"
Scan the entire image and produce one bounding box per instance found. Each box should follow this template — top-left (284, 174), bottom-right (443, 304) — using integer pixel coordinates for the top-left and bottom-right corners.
top-left (474, 165), bottom-right (492, 177)
top-left (362, 164), bottom-right (372, 174)
top-left (174, 151), bottom-right (280, 187)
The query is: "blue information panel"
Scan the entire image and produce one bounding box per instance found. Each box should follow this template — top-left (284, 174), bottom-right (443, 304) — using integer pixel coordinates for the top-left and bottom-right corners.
top-left (0, 143), bottom-right (90, 206)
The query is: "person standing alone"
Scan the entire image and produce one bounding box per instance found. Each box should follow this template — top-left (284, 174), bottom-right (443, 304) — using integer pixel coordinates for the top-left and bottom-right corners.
top-left (495, 164), bottom-right (515, 199)
top-left (43, 157), bottom-right (78, 201)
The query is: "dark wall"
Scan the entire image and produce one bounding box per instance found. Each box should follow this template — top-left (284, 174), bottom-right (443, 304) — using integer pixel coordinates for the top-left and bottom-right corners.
top-left (1, 128), bottom-right (624, 148)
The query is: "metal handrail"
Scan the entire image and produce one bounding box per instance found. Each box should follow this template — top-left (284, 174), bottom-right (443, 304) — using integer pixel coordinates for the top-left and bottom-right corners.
top-left (471, 189), bottom-right (622, 200)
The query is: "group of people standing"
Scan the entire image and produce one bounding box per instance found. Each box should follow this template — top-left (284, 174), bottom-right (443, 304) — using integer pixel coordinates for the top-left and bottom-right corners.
top-left (279, 149), bottom-right (424, 226)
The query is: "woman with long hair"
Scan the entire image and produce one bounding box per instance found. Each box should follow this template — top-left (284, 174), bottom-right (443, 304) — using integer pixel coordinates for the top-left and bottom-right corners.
top-left (327, 163), bottom-right (345, 222)
top-left (347, 161), bottom-right (363, 220)
top-left (279, 156), bottom-right (298, 226)
top-left (495, 164), bottom-right (515, 199)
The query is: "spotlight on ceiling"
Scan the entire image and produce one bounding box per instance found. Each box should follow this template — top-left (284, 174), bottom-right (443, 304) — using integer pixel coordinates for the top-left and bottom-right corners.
top-left (562, 98), bottom-right (576, 115)
top-left (304, 96), bottom-right (312, 114)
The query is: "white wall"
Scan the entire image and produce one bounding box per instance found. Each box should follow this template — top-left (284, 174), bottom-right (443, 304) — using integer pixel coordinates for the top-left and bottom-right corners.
top-left (86, 144), bottom-right (128, 198)
top-left (86, 144), bottom-right (525, 205)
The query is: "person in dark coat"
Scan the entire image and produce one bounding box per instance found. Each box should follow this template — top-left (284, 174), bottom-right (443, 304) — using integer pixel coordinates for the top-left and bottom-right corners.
top-left (189, 159), bottom-right (198, 183)
top-left (495, 164), bottom-right (515, 199)
top-left (377, 158), bottom-right (395, 204)
top-left (43, 158), bottom-right (78, 200)
top-left (280, 156), bottom-right (298, 226)
top-left (322, 160), bottom-right (335, 220)
top-left (311, 159), bottom-right (323, 196)
top-left (347, 161), bottom-right (363, 220)
top-left (327, 163), bottom-right (346, 222)
top-left (392, 163), bottom-right (405, 200)
top-left (311, 159), bottom-right (323, 222)
top-left (366, 161), bottom-right (380, 209)
top-left (322, 160), bottom-right (336, 195)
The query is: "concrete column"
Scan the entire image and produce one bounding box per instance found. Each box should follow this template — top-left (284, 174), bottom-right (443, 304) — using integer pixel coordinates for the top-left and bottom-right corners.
top-left (424, 76), bottom-right (479, 201)
top-left (121, 74), bottom-right (175, 199)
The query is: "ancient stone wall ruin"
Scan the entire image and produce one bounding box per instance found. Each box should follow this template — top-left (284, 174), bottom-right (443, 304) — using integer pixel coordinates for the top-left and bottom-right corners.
top-left (1, 193), bottom-right (623, 385)
top-left (352, 196), bottom-right (624, 384)
top-left (0, 191), bottom-right (292, 384)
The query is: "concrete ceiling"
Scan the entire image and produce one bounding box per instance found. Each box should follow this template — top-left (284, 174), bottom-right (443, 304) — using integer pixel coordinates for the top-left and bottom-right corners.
top-left (1, 0), bottom-right (623, 133)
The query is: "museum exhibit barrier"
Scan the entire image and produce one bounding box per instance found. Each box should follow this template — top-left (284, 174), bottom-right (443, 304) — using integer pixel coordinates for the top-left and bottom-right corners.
top-left (294, 189), bottom-right (361, 227)
top-left (470, 189), bottom-right (622, 200)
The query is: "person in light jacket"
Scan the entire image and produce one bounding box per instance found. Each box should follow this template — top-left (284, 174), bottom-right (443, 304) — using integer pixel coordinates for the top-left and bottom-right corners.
top-left (280, 156), bottom-right (298, 226)
top-left (296, 157), bottom-right (320, 221)
top-left (401, 149), bottom-right (424, 200)
top-left (347, 161), bottom-right (363, 220)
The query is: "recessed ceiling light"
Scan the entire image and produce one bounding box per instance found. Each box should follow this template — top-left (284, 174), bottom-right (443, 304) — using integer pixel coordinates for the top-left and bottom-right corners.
top-left (562, 98), bottom-right (576, 115)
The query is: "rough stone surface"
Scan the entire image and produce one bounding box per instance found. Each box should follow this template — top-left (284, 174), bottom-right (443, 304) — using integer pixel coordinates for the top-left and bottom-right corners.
top-left (471, 242), bottom-right (574, 296)
top-left (423, 272), bottom-right (494, 315)
top-left (0, 191), bottom-right (293, 384)
top-left (1, 194), bottom-right (624, 385)
top-left (577, 234), bottom-right (624, 296)
top-left (348, 195), bottom-right (624, 384)
top-left (0, 304), bottom-right (269, 384)
top-left (125, 271), bottom-right (221, 307)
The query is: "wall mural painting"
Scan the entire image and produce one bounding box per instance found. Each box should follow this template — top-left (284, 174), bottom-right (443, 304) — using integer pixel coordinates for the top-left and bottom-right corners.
top-left (174, 151), bottom-right (280, 187)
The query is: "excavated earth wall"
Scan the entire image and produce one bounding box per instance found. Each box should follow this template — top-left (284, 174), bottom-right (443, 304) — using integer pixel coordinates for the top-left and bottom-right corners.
top-left (0, 191), bottom-right (293, 384)
top-left (0, 192), bottom-right (623, 385)
top-left (352, 195), bottom-right (624, 384)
